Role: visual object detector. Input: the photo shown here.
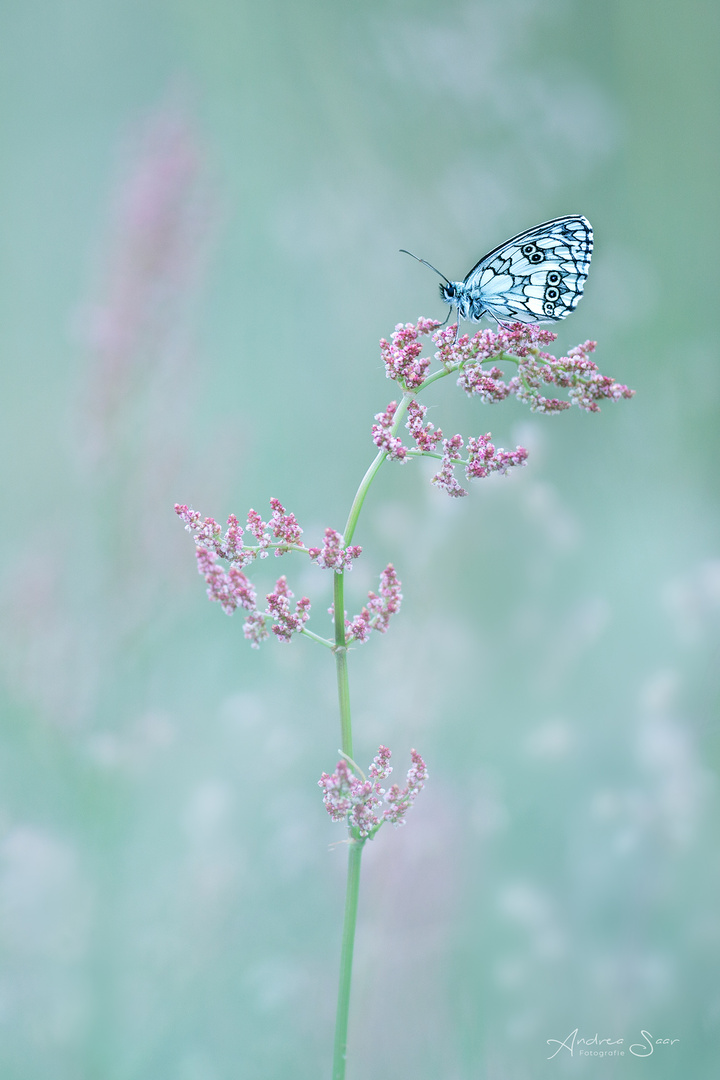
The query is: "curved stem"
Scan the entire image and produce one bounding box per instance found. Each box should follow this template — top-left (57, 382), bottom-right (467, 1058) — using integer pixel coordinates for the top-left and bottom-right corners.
top-left (341, 360), bottom-right (493, 544)
top-left (342, 449), bottom-right (386, 547)
top-left (342, 392), bottom-right (414, 546)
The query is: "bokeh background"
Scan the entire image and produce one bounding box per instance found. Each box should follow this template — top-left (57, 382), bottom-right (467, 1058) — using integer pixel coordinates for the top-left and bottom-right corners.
top-left (1, 1), bottom-right (719, 1077)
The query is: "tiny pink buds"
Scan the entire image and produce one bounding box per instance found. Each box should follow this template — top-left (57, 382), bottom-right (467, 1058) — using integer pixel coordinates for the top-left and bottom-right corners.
top-left (245, 508), bottom-right (268, 545)
top-left (175, 499), bottom-right (305, 566)
top-left (367, 744), bottom-right (392, 780)
top-left (464, 434), bottom-right (529, 480)
top-left (382, 749), bottom-right (429, 826)
top-left (372, 401), bottom-right (408, 461)
top-left (346, 564), bottom-right (402, 644)
top-left (243, 610), bottom-right (270, 648)
top-left (195, 547), bottom-right (257, 615)
top-left (457, 364), bottom-right (511, 403)
top-left (380, 320), bottom-right (438, 389)
top-left (308, 528), bottom-right (362, 573)
top-left (318, 759), bottom-right (355, 821)
top-left (176, 317), bottom-right (632, 653)
top-left (432, 435), bottom-right (468, 497)
top-left (266, 576), bottom-right (311, 642)
top-left (441, 322), bottom-right (558, 368)
top-left (224, 514), bottom-right (245, 559)
top-left (371, 320), bottom-right (633, 501)
top-left (176, 500), bottom-right (368, 643)
top-left (268, 497), bottom-right (304, 547)
top-left (429, 431), bottom-right (529, 496)
top-left (318, 745), bottom-right (428, 839)
top-left (406, 398), bottom-right (443, 452)
top-left (451, 331), bottom-right (634, 414)
top-left (191, 551), bottom-right (309, 646)
top-left (376, 320), bottom-right (634, 415)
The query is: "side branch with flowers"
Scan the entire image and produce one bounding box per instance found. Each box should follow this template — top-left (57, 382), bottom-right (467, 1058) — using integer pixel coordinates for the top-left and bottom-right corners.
top-left (175, 318), bottom-right (634, 1080)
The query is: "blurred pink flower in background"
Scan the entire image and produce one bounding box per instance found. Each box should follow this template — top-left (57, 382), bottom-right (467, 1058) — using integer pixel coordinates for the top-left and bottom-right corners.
top-left (1, 99), bottom-right (218, 727)
top-left (80, 101), bottom-right (215, 459)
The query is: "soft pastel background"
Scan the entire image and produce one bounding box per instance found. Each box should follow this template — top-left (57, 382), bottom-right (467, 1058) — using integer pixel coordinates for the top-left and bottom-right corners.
top-left (1, 2), bottom-right (718, 1077)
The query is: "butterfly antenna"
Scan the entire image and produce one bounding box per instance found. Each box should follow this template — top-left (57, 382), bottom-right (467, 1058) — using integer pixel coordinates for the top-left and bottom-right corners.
top-left (399, 249), bottom-right (451, 285)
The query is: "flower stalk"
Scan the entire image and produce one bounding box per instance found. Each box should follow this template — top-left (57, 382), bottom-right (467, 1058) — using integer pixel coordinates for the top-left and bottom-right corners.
top-left (333, 573), bottom-right (353, 760)
top-left (332, 838), bottom-right (363, 1080)
top-left (175, 318), bottom-right (634, 1080)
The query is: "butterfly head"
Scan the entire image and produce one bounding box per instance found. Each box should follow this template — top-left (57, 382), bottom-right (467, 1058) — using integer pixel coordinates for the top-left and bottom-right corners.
top-left (440, 280), bottom-right (480, 322)
top-left (440, 281), bottom-right (459, 304)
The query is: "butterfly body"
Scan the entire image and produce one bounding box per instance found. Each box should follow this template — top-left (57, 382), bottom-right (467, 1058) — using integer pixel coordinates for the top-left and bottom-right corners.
top-left (409, 216), bottom-right (593, 328)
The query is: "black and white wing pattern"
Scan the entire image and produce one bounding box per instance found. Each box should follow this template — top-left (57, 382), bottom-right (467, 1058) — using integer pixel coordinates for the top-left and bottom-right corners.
top-left (441, 216), bottom-right (593, 325)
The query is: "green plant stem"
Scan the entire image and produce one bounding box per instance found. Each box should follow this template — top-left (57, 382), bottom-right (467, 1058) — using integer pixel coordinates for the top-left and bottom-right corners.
top-left (300, 627), bottom-right (335, 649)
top-left (333, 570), bottom-right (353, 759)
top-left (340, 357), bottom-right (497, 545)
top-left (341, 354), bottom-right (520, 547)
top-left (328, 381), bottom-right (429, 1080)
top-left (342, 448), bottom-right (388, 547)
top-left (332, 838), bottom-right (364, 1080)
top-left (342, 391), bottom-right (411, 546)
top-left (330, 357), bottom-right (494, 1079)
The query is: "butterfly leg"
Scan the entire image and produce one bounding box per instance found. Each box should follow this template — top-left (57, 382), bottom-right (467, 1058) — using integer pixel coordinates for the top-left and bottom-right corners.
top-left (436, 305), bottom-right (459, 341)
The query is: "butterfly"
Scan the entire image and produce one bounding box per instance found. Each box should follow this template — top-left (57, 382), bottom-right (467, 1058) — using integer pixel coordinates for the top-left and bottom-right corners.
top-left (401, 215), bottom-right (593, 329)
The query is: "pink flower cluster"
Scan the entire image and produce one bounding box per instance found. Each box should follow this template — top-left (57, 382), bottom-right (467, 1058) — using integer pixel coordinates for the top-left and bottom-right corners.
top-left (176, 499), bottom-right (363, 645)
top-left (195, 547), bottom-right (257, 615)
top-left (380, 319), bottom-right (440, 389)
top-left (458, 364), bottom-right (511, 403)
top-left (432, 432), bottom-right (529, 497)
top-left (372, 401), bottom-right (408, 461)
top-left (508, 341), bottom-right (634, 413)
top-left (438, 321), bottom-right (558, 369)
top-left (383, 749), bottom-right (429, 825)
top-left (318, 745), bottom-right (428, 838)
top-left (178, 494), bottom-right (361, 570)
top-left (308, 528), bottom-right (362, 573)
top-left (175, 497), bottom-right (304, 566)
top-left (371, 397), bottom-right (445, 462)
top-left (239, 577), bottom-right (311, 648)
top-left (242, 610), bottom-right (270, 648)
top-left (449, 332), bottom-right (634, 414)
top-left (265, 576), bottom-right (311, 642)
top-left (346, 564), bottom-right (402, 643)
top-left (371, 321), bottom-right (633, 498)
top-left (191, 547), bottom-right (310, 647)
top-left (82, 107), bottom-right (209, 463)
top-left (465, 434), bottom-right (528, 479)
top-left (379, 320), bottom-right (634, 414)
top-left (406, 398), bottom-right (443, 452)
top-left (432, 434), bottom-right (466, 497)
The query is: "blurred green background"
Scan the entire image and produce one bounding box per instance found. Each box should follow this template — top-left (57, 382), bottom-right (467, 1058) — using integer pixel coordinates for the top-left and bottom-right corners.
top-left (1, 1), bottom-right (719, 1077)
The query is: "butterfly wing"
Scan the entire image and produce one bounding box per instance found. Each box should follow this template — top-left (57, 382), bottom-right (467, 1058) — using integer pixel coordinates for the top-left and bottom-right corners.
top-left (462, 216), bottom-right (593, 323)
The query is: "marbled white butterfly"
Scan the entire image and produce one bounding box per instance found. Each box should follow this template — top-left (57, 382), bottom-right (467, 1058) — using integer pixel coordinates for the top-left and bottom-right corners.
top-left (402, 215), bottom-right (593, 328)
